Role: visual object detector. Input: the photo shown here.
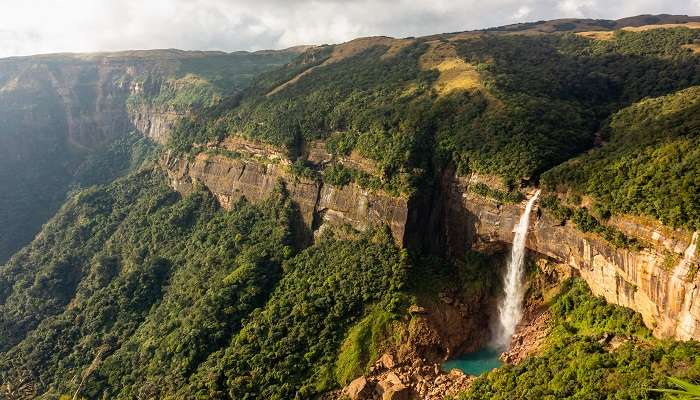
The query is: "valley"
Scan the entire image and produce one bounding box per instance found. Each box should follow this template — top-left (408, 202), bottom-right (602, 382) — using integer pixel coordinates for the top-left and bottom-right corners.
top-left (0, 14), bottom-right (699, 400)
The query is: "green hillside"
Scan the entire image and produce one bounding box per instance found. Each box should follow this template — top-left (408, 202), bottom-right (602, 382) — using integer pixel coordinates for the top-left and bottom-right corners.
top-left (0, 16), bottom-right (699, 400)
top-left (0, 49), bottom-right (298, 263)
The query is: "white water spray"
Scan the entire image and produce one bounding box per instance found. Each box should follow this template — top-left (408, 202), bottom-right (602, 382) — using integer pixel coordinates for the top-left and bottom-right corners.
top-left (494, 190), bottom-right (540, 350)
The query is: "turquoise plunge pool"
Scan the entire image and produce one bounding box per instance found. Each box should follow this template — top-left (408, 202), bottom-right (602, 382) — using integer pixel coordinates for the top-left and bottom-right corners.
top-left (441, 347), bottom-right (502, 376)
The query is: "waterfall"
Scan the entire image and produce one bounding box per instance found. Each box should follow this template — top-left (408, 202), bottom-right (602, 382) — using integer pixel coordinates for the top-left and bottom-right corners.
top-left (493, 190), bottom-right (540, 350)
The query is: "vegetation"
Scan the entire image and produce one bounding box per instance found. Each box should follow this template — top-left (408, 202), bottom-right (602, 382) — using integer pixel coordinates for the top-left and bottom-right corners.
top-left (126, 51), bottom-right (300, 111)
top-left (654, 377), bottom-right (700, 399)
top-left (0, 49), bottom-right (297, 265)
top-left (335, 307), bottom-right (397, 386)
top-left (460, 279), bottom-right (700, 400)
top-left (543, 85), bottom-right (700, 231)
top-left (468, 182), bottom-right (523, 204)
top-left (168, 27), bottom-right (700, 205)
top-left (0, 164), bottom-right (406, 399)
top-left (2, 22), bottom-right (700, 400)
top-left (323, 164), bottom-right (388, 193)
top-left (540, 195), bottom-right (643, 249)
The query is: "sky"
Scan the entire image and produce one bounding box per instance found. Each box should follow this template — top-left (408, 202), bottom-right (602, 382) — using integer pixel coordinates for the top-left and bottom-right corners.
top-left (1, 0), bottom-right (699, 58)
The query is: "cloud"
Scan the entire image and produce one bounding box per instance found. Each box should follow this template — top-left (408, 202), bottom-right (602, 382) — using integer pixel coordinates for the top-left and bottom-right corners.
top-left (511, 5), bottom-right (534, 20)
top-left (0, 0), bottom-right (698, 58)
top-left (556, 0), bottom-right (597, 17)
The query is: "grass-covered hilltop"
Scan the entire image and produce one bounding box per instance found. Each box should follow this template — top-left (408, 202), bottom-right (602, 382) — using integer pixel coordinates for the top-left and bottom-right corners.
top-left (1, 14), bottom-right (700, 400)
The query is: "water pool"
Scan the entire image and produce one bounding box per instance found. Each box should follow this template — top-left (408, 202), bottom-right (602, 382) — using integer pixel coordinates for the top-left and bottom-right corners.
top-left (441, 347), bottom-right (502, 376)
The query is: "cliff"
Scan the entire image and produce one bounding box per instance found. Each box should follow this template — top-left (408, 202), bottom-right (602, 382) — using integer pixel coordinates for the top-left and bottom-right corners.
top-left (161, 133), bottom-right (700, 342)
top-left (0, 49), bottom-right (298, 263)
top-left (162, 137), bottom-right (409, 244)
top-left (440, 171), bottom-right (700, 341)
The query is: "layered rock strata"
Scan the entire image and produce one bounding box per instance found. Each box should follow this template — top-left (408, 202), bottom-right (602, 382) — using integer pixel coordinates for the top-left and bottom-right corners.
top-left (163, 137), bottom-right (409, 244)
top-left (442, 171), bottom-right (700, 340)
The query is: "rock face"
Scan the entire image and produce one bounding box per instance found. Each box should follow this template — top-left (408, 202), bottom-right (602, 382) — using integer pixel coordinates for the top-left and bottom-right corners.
top-left (164, 140), bottom-right (700, 342)
top-left (440, 171), bottom-right (700, 341)
top-left (163, 137), bottom-right (409, 244)
top-left (128, 102), bottom-right (185, 144)
top-left (0, 50), bottom-right (299, 263)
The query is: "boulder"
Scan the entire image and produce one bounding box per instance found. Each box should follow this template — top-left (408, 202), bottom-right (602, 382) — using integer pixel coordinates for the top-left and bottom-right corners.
top-left (379, 353), bottom-right (396, 369)
top-left (345, 376), bottom-right (371, 400)
top-left (376, 372), bottom-right (404, 396)
top-left (382, 384), bottom-right (413, 400)
top-left (408, 305), bottom-right (428, 315)
top-left (448, 368), bottom-right (466, 379)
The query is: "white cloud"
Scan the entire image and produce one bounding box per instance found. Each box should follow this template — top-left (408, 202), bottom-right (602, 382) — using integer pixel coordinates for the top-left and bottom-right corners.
top-left (0, 0), bottom-right (697, 58)
top-left (556, 0), bottom-right (597, 17)
top-left (511, 5), bottom-right (533, 20)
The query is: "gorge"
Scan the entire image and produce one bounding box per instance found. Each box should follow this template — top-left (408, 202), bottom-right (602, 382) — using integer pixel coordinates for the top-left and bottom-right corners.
top-left (0, 14), bottom-right (700, 400)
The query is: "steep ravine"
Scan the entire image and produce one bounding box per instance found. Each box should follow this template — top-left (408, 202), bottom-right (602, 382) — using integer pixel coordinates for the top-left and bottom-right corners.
top-left (0, 50), bottom-right (298, 263)
top-left (163, 141), bottom-right (700, 343)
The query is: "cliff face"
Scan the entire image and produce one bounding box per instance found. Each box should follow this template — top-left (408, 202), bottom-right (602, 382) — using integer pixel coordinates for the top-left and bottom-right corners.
top-left (440, 171), bottom-right (700, 341)
top-left (0, 54), bottom-right (172, 154)
top-left (162, 137), bottom-right (409, 244)
top-left (162, 137), bottom-right (700, 342)
top-left (0, 50), bottom-right (298, 263)
top-left (129, 102), bottom-right (184, 144)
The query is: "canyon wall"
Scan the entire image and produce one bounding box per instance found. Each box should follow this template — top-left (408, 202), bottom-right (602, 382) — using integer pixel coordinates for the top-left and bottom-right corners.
top-left (441, 171), bottom-right (700, 341)
top-left (10, 51), bottom-right (694, 343)
top-left (0, 50), bottom-right (298, 263)
top-left (161, 137), bottom-right (700, 342)
top-left (162, 137), bottom-right (409, 244)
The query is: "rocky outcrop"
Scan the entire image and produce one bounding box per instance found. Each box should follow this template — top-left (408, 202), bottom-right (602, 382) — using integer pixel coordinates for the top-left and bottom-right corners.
top-left (128, 103), bottom-right (185, 144)
top-left (332, 352), bottom-right (473, 400)
top-left (162, 137), bottom-right (409, 244)
top-left (441, 171), bottom-right (700, 341)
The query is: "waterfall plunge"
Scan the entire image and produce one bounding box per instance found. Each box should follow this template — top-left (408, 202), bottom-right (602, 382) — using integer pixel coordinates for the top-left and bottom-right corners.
top-left (493, 190), bottom-right (540, 350)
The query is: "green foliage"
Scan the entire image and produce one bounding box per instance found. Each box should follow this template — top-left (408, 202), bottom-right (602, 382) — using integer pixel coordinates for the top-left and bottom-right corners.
top-left (289, 158), bottom-right (320, 181)
top-left (180, 228), bottom-right (406, 400)
top-left (3, 25), bottom-right (700, 400)
top-left (653, 377), bottom-right (700, 399)
top-left (71, 131), bottom-right (157, 187)
top-left (322, 164), bottom-right (387, 193)
top-left (0, 169), bottom-right (298, 398)
top-left (543, 85), bottom-right (700, 231)
top-left (540, 195), bottom-right (642, 249)
top-left (468, 182), bottom-right (523, 204)
top-left (171, 27), bottom-right (699, 195)
top-left (0, 165), bottom-right (406, 399)
top-left (323, 164), bottom-right (354, 187)
top-left (0, 50), bottom-right (297, 265)
top-left (549, 279), bottom-right (649, 337)
top-left (335, 307), bottom-right (396, 386)
top-left (460, 279), bottom-right (700, 400)
top-left (126, 51), bottom-right (299, 111)
top-left (168, 41), bottom-right (436, 195)
top-left (540, 194), bottom-right (574, 225)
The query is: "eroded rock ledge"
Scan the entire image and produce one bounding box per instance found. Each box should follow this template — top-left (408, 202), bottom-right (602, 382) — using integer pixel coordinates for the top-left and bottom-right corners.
top-left (162, 137), bottom-right (409, 244)
top-left (442, 171), bottom-right (700, 341)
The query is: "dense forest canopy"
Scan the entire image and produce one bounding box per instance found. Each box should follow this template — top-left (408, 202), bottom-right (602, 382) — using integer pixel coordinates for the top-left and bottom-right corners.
top-left (1, 17), bottom-right (700, 400)
top-left (170, 27), bottom-right (700, 223)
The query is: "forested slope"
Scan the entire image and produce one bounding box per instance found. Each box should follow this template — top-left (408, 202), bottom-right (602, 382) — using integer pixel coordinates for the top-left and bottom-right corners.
top-left (0, 49), bottom-right (298, 263)
top-left (1, 15), bottom-right (700, 400)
